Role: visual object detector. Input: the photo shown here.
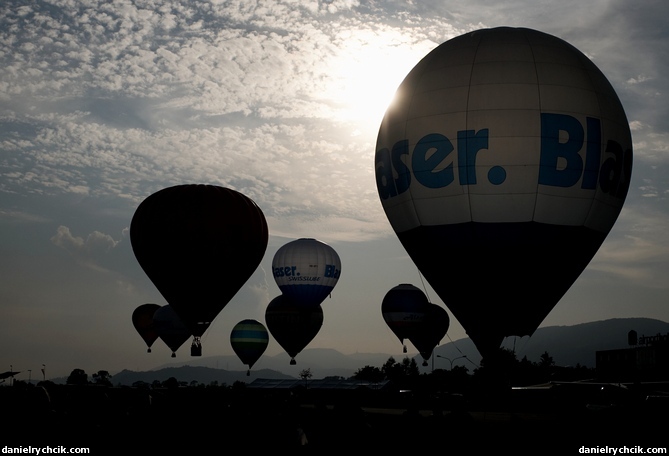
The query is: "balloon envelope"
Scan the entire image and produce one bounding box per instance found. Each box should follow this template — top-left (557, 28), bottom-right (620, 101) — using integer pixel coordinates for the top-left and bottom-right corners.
top-left (152, 305), bottom-right (192, 357)
top-left (130, 184), bottom-right (269, 338)
top-left (375, 27), bottom-right (632, 360)
top-left (381, 284), bottom-right (430, 352)
top-left (230, 319), bottom-right (269, 371)
top-left (408, 303), bottom-right (450, 364)
top-left (265, 295), bottom-right (323, 364)
top-left (272, 238), bottom-right (341, 308)
top-left (132, 303), bottom-right (161, 352)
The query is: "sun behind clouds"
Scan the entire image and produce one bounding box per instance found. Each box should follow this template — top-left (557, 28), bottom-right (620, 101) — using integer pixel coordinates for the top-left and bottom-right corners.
top-left (323, 28), bottom-right (434, 135)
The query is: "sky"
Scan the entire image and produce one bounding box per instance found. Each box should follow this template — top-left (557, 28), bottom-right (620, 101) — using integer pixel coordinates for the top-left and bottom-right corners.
top-left (1, 0), bottom-right (668, 381)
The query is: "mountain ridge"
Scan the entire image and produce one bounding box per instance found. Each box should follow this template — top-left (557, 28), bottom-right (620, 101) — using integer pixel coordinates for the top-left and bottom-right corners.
top-left (50, 318), bottom-right (669, 385)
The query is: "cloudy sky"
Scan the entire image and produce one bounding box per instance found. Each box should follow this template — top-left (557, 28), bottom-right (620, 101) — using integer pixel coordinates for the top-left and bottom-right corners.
top-left (1, 0), bottom-right (667, 380)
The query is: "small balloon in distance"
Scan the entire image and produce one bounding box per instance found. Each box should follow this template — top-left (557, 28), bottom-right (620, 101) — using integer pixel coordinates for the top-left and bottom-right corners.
top-left (230, 319), bottom-right (269, 376)
top-left (381, 284), bottom-right (430, 354)
top-left (152, 305), bottom-right (192, 358)
top-left (265, 295), bottom-right (323, 365)
top-left (132, 303), bottom-right (161, 353)
top-left (272, 238), bottom-right (341, 308)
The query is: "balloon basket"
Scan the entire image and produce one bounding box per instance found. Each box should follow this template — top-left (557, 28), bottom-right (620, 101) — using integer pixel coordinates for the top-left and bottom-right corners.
top-left (191, 343), bottom-right (202, 356)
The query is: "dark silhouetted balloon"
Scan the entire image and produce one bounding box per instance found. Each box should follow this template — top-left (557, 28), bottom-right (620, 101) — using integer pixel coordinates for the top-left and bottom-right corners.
top-left (130, 184), bottom-right (269, 354)
top-left (230, 319), bottom-right (269, 376)
top-left (265, 295), bottom-right (323, 365)
top-left (132, 303), bottom-right (161, 353)
top-left (381, 284), bottom-right (430, 353)
top-left (152, 305), bottom-right (191, 358)
top-left (375, 27), bottom-right (632, 360)
top-left (272, 238), bottom-right (341, 308)
top-left (408, 303), bottom-right (450, 366)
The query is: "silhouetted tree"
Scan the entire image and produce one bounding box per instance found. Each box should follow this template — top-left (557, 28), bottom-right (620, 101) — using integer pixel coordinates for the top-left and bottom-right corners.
top-left (382, 356), bottom-right (404, 381)
top-left (162, 377), bottom-right (179, 389)
top-left (232, 380), bottom-right (246, 390)
top-left (353, 365), bottom-right (384, 383)
top-left (92, 370), bottom-right (112, 386)
top-left (447, 365), bottom-right (471, 392)
top-left (385, 356), bottom-right (420, 379)
top-left (299, 368), bottom-right (312, 387)
top-left (539, 351), bottom-right (555, 369)
top-left (473, 347), bottom-right (518, 392)
top-left (401, 357), bottom-right (420, 377)
top-left (66, 368), bottom-right (88, 385)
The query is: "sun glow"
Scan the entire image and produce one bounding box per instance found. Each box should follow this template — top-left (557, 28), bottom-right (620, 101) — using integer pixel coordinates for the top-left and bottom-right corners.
top-left (324, 30), bottom-right (432, 134)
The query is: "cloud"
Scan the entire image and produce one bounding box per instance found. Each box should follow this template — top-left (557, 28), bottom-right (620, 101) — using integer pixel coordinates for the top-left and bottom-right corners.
top-left (0, 1), bottom-right (455, 238)
top-left (590, 207), bottom-right (669, 288)
top-left (2, 1), bottom-right (667, 242)
top-left (50, 225), bottom-right (120, 270)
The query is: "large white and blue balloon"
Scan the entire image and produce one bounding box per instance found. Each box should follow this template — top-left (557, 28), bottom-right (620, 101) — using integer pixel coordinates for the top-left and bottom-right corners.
top-left (375, 27), bottom-right (632, 360)
top-left (272, 238), bottom-right (341, 308)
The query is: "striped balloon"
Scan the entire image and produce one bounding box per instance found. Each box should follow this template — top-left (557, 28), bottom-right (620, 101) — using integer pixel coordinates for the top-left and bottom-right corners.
top-left (230, 319), bottom-right (269, 375)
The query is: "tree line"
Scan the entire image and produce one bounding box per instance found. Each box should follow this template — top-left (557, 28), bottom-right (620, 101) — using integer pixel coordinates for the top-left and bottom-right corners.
top-left (5, 348), bottom-right (593, 391)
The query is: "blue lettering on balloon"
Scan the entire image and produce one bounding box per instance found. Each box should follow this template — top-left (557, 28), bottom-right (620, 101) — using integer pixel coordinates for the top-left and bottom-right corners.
top-left (375, 140), bottom-right (411, 200)
top-left (375, 113), bottom-right (630, 198)
top-left (457, 129), bottom-right (489, 185)
top-left (412, 133), bottom-right (454, 188)
top-left (375, 147), bottom-right (395, 199)
top-left (273, 266), bottom-right (297, 278)
top-left (582, 117), bottom-right (602, 190)
top-left (599, 139), bottom-right (632, 198)
top-left (488, 166), bottom-right (506, 185)
top-left (392, 140), bottom-right (411, 195)
top-left (324, 264), bottom-right (341, 279)
top-left (538, 113), bottom-right (584, 187)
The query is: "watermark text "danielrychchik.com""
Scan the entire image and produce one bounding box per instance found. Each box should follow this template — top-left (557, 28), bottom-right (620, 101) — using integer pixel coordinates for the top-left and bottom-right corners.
top-left (2, 447), bottom-right (90, 455)
top-left (580, 447), bottom-right (667, 455)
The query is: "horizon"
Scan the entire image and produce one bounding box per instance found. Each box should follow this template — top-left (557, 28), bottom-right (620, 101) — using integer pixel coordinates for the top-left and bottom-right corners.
top-left (9, 316), bottom-right (668, 383)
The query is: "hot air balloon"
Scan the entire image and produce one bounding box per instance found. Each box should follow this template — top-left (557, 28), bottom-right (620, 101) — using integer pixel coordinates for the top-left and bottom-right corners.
top-left (152, 305), bottom-right (192, 358)
top-left (130, 184), bottom-right (269, 356)
top-left (230, 319), bottom-right (269, 376)
top-left (381, 284), bottom-right (430, 353)
top-left (375, 27), bottom-right (632, 361)
top-left (265, 295), bottom-right (323, 365)
top-left (132, 303), bottom-right (161, 353)
top-left (272, 238), bottom-right (341, 308)
top-left (408, 303), bottom-right (450, 367)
